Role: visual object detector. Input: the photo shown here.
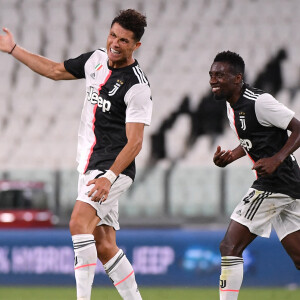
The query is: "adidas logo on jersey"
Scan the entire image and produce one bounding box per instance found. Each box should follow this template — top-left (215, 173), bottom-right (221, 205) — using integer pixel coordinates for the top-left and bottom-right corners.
top-left (87, 87), bottom-right (111, 112)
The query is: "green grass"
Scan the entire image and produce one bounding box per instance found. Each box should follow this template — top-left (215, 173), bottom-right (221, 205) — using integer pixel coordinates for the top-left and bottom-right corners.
top-left (0, 287), bottom-right (299, 300)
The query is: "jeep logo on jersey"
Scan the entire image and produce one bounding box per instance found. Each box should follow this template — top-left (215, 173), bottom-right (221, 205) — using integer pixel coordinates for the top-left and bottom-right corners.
top-left (240, 138), bottom-right (252, 151)
top-left (86, 87), bottom-right (111, 112)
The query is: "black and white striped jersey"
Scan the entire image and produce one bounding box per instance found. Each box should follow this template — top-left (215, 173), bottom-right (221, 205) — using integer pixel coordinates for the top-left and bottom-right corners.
top-left (64, 49), bottom-right (152, 180)
top-left (227, 84), bottom-right (300, 198)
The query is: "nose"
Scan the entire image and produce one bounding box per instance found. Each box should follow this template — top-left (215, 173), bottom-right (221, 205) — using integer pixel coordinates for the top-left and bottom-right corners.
top-left (111, 38), bottom-right (119, 48)
top-left (210, 75), bottom-right (217, 84)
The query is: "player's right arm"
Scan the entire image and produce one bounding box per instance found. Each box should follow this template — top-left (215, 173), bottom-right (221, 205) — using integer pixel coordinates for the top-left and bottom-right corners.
top-left (213, 145), bottom-right (246, 168)
top-left (0, 27), bottom-right (75, 80)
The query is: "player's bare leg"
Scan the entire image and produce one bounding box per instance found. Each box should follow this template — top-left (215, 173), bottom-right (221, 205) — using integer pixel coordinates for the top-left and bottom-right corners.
top-left (94, 225), bottom-right (142, 300)
top-left (219, 221), bottom-right (257, 300)
top-left (281, 230), bottom-right (300, 270)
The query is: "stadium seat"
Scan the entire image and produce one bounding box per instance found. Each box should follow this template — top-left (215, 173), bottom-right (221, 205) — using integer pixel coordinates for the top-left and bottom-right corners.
top-left (0, 0), bottom-right (299, 173)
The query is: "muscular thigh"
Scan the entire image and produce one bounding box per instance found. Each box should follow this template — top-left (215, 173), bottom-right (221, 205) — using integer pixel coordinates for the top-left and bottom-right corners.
top-left (221, 220), bottom-right (257, 256)
top-left (281, 230), bottom-right (300, 268)
top-left (77, 170), bottom-right (133, 231)
top-left (70, 200), bottom-right (101, 235)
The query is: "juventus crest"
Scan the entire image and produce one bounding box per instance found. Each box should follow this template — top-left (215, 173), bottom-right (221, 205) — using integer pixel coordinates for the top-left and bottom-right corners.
top-left (239, 112), bottom-right (246, 130)
top-left (108, 79), bottom-right (124, 96)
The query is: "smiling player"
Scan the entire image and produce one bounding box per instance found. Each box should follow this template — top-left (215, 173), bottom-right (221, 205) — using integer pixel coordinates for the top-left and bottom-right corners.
top-left (0, 9), bottom-right (152, 300)
top-left (209, 51), bottom-right (300, 300)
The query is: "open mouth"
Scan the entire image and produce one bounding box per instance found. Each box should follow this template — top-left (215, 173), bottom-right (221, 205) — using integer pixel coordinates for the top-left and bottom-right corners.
top-left (110, 48), bottom-right (120, 55)
top-left (212, 87), bottom-right (220, 93)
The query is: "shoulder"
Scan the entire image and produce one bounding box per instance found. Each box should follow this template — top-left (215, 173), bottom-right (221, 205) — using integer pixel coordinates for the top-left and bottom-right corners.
top-left (85, 48), bottom-right (108, 65)
top-left (64, 49), bottom-right (107, 69)
top-left (125, 62), bottom-right (149, 88)
top-left (124, 65), bottom-right (152, 105)
top-left (125, 64), bottom-right (151, 103)
top-left (242, 84), bottom-right (265, 101)
top-left (255, 92), bottom-right (282, 112)
top-left (254, 91), bottom-right (295, 128)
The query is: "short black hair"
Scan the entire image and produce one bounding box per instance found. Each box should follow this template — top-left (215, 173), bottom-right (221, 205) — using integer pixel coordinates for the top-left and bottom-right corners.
top-left (213, 51), bottom-right (245, 76)
top-left (111, 9), bottom-right (147, 42)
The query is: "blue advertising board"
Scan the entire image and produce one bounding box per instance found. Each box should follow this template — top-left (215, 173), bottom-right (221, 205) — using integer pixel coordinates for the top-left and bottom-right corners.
top-left (0, 229), bottom-right (298, 286)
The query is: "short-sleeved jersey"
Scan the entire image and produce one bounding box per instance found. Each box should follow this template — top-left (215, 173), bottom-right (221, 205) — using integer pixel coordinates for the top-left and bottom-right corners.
top-left (64, 49), bottom-right (152, 180)
top-left (227, 84), bottom-right (300, 198)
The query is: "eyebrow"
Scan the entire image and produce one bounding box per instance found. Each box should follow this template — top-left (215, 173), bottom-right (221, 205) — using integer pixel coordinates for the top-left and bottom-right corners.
top-left (110, 30), bottom-right (131, 43)
top-left (209, 71), bottom-right (225, 75)
top-left (120, 37), bottom-right (129, 42)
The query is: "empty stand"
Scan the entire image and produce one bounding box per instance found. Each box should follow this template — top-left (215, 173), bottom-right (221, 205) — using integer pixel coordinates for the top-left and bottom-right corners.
top-left (0, 0), bottom-right (299, 171)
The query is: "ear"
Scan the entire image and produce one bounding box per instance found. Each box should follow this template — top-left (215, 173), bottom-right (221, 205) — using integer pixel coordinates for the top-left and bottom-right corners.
top-left (234, 73), bottom-right (243, 84)
top-left (133, 41), bottom-right (142, 52)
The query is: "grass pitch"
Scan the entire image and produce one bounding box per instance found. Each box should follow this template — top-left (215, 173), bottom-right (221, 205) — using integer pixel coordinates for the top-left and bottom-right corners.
top-left (0, 287), bottom-right (300, 299)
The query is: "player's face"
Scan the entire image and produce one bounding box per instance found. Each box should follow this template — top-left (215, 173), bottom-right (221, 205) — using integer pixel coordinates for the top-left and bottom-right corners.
top-left (107, 22), bottom-right (141, 68)
top-left (209, 62), bottom-right (239, 101)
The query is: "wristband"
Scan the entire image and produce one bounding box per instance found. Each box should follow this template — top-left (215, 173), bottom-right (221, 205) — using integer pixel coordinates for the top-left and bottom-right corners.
top-left (9, 43), bottom-right (17, 54)
top-left (102, 170), bottom-right (117, 184)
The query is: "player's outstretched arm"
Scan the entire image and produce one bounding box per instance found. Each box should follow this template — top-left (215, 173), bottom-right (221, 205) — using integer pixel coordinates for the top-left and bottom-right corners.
top-left (213, 145), bottom-right (246, 168)
top-left (0, 27), bottom-right (75, 80)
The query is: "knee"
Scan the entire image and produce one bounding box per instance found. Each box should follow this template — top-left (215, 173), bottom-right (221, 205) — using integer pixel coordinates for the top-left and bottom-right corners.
top-left (69, 213), bottom-right (99, 235)
top-left (219, 239), bottom-right (244, 257)
top-left (95, 239), bottom-right (117, 263)
top-left (69, 217), bottom-right (85, 235)
top-left (95, 239), bottom-right (111, 254)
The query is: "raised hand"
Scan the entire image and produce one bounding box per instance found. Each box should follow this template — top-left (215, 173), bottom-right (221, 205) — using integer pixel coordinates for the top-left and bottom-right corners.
top-left (213, 145), bottom-right (233, 168)
top-left (0, 28), bottom-right (16, 53)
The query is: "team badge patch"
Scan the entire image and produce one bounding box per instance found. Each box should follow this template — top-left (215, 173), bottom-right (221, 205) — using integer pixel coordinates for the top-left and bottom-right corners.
top-left (108, 79), bottom-right (124, 96)
top-left (239, 112), bottom-right (246, 130)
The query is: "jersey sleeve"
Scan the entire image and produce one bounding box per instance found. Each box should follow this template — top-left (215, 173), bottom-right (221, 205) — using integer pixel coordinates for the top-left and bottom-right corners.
top-left (255, 93), bottom-right (295, 129)
top-left (64, 51), bottom-right (94, 79)
top-left (124, 83), bottom-right (152, 126)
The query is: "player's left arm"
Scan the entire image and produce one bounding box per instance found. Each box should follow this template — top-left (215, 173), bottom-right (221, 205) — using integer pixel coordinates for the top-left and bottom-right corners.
top-left (110, 122), bottom-right (144, 174)
top-left (87, 122), bottom-right (145, 202)
top-left (87, 82), bottom-right (152, 202)
top-left (253, 117), bottom-right (300, 176)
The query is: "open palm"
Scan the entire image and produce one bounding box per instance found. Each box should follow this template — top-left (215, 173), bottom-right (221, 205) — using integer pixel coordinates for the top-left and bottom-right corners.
top-left (0, 28), bottom-right (15, 53)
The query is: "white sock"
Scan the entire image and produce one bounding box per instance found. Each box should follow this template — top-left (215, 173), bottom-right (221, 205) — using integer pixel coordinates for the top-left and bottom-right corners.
top-left (219, 256), bottom-right (243, 300)
top-left (72, 234), bottom-right (97, 300)
top-left (104, 249), bottom-right (142, 300)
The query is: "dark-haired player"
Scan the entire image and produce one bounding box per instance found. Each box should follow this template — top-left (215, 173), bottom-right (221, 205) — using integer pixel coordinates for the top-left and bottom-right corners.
top-left (0, 9), bottom-right (152, 300)
top-left (209, 51), bottom-right (300, 300)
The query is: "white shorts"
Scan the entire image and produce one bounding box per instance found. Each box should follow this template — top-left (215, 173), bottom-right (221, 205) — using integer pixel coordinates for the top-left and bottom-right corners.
top-left (77, 170), bottom-right (133, 230)
top-left (231, 188), bottom-right (300, 240)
